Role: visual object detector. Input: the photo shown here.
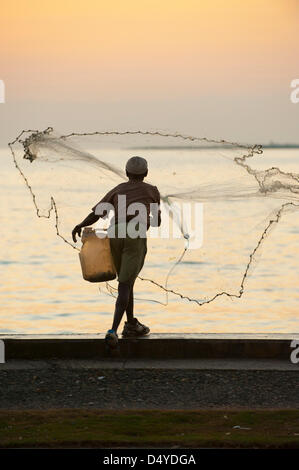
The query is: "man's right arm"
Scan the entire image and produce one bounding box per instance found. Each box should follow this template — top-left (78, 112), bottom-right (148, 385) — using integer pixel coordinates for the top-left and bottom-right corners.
top-left (150, 186), bottom-right (162, 227)
top-left (72, 212), bottom-right (100, 242)
top-left (72, 187), bottom-right (117, 243)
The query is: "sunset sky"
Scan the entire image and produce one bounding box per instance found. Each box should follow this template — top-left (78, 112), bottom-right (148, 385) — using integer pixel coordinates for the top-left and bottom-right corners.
top-left (1, 0), bottom-right (298, 143)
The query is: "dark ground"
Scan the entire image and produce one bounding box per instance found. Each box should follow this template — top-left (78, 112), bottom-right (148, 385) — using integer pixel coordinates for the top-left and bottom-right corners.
top-left (0, 366), bottom-right (298, 409)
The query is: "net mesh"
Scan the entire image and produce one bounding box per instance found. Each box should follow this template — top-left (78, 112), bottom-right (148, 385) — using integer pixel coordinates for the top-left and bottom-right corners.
top-left (8, 127), bottom-right (299, 306)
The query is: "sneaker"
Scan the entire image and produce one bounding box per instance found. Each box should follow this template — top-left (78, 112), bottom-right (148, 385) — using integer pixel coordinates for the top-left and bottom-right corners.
top-left (121, 318), bottom-right (150, 337)
top-left (105, 329), bottom-right (118, 348)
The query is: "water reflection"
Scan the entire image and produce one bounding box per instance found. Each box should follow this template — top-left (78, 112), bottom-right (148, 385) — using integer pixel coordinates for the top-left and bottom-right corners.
top-left (1, 148), bottom-right (298, 333)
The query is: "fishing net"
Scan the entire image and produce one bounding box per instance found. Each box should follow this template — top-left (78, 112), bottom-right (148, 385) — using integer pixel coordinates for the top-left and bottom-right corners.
top-left (8, 127), bottom-right (299, 307)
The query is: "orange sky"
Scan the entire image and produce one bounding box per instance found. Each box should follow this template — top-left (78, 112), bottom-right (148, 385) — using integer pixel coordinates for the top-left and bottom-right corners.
top-left (1, 0), bottom-right (298, 101)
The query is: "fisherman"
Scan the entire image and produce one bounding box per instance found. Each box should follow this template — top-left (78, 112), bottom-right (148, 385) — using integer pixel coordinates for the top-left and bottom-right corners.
top-left (72, 156), bottom-right (161, 349)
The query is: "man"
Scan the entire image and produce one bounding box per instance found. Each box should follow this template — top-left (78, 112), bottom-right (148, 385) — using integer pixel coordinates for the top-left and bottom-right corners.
top-left (72, 156), bottom-right (161, 349)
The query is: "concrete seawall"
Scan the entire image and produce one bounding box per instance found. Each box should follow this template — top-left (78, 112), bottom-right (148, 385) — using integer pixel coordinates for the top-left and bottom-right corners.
top-left (1, 333), bottom-right (298, 360)
top-left (1, 334), bottom-right (298, 409)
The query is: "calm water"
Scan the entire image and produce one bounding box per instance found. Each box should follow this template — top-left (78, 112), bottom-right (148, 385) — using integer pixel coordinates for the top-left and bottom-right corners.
top-left (1, 146), bottom-right (298, 333)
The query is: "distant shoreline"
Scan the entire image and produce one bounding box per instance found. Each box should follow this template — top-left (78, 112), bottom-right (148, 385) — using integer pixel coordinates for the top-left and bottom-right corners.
top-left (126, 144), bottom-right (299, 150)
top-left (259, 144), bottom-right (299, 149)
top-left (1, 144), bottom-right (299, 152)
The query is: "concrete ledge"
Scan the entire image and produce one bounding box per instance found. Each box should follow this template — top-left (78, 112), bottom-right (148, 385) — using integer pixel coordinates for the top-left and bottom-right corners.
top-left (1, 333), bottom-right (298, 360)
top-left (0, 358), bottom-right (298, 371)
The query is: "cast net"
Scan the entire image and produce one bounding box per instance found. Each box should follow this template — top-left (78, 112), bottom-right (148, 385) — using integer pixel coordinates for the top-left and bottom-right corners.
top-left (8, 127), bottom-right (299, 306)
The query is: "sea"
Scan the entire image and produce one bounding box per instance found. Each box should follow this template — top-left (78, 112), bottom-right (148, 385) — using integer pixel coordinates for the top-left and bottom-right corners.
top-left (1, 145), bottom-right (298, 333)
